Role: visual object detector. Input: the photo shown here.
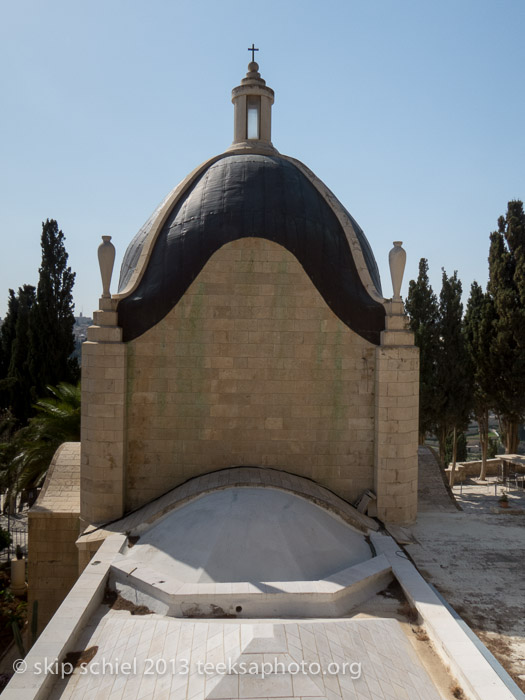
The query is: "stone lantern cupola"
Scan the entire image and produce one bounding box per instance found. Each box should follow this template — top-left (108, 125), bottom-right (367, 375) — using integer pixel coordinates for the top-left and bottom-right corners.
top-left (230, 58), bottom-right (276, 153)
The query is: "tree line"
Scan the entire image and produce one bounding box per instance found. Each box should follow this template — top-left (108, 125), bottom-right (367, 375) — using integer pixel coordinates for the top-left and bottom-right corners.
top-left (1, 205), bottom-right (524, 496)
top-left (406, 200), bottom-right (525, 480)
top-left (0, 219), bottom-right (80, 500)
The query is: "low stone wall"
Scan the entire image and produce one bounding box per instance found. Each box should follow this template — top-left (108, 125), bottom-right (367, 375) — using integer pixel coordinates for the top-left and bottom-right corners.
top-left (28, 442), bottom-right (81, 635)
top-left (448, 459), bottom-right (501, 479)
top-left (446, 457), bottom-right (525, 480)
top-left (28, 512), bottom-right (80, 635)
top-left (3, 534), bottom-right (125, 700)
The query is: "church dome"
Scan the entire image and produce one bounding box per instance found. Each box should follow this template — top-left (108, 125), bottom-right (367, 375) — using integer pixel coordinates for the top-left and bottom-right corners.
top-left (119, 486), bottom-right (373, 584)
top-left (115, 62), bottom-right (386, 344)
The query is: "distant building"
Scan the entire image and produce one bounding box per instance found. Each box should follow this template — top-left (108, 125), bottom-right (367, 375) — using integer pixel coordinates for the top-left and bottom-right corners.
top-left (72, 314), bottom-right (92, 361)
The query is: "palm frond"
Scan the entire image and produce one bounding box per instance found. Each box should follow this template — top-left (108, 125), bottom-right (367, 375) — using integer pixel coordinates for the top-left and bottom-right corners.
top-left (4, 382), bottom-right (81, 493)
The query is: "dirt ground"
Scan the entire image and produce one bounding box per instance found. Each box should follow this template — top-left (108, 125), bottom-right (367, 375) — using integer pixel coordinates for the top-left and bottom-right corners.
top-left (406, 506), bottom-right (525, 692)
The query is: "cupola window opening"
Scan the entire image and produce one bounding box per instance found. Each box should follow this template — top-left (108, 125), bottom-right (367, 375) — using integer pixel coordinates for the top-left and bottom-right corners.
top-left (247, 95), bottom-right (260, 139)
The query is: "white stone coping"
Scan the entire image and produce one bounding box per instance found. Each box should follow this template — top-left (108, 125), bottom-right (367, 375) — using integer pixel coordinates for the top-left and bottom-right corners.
top-left (2, 533), bottom-right (127, 700)
top-left (109, 552), bottom-right (392, 619)
top-left (371, 531), bottom-right (519, 700)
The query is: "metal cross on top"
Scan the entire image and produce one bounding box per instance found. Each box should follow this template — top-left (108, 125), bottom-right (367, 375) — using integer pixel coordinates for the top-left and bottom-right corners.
top-left (248, 44), bottom-right (259, 61)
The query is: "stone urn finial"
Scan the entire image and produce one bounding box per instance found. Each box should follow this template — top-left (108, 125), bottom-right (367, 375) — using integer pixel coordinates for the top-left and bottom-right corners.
top-left (389, 241), bottom-right (406, 301)
top-left (10, 557), bottom-right (27, 596)
top-left (98, 236), bottom-right (116, 298)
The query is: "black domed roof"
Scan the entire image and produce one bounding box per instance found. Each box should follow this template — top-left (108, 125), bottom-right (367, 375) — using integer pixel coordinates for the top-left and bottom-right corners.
top-left (117, 154), bottom-right (386, 344)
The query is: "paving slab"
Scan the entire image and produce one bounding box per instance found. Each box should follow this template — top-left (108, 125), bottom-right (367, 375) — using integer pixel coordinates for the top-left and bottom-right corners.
top-left (43, 610), bottom-right (444, 700)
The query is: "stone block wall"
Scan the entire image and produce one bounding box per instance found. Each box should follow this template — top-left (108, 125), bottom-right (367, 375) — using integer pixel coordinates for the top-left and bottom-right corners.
top-left (125, 238), bottom-right (376, 510)
top-left (374, 303), bottom-right (419, 524)
top-left (28, 513), bottom-right (80, 635)
top-left (27, 443), bottom-right (80, 635)
top-left (81, 302), bottom-right (126, 524)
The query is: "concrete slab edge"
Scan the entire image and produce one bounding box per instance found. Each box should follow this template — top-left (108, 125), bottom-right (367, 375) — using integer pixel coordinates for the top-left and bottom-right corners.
top-left (109, 554), bottom-right (393, 619)
top-left (371, 531), bottom-right (519, 700)
top-left (2, 533), bottom-right (127, 700)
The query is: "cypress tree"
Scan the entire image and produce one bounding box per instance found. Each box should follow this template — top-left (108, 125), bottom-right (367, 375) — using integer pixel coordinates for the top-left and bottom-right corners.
top-left (0, 290), bottom-right (19, 408)
top-left (487, 200), bottom-right (525, 453)
top-left (4, 286), bottom-right (37, 423)
top-left (28, 219), bottom-right (79, 399)
top-left (445, 431), bottom-right (468, 464)
top-left (433, 270), bottom-right (472, 476)
top-left (405, 258), bottom-right (439, 443)
top-left (463, 282), bottom-right (496, 478)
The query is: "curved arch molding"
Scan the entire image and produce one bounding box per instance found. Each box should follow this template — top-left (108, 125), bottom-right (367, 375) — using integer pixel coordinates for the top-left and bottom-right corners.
top-left (117, 154), bottom-right (386, 344)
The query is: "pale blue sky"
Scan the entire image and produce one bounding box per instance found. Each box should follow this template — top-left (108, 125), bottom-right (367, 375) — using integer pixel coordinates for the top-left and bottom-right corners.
top-left (1, 0), bottom-right (524, 317)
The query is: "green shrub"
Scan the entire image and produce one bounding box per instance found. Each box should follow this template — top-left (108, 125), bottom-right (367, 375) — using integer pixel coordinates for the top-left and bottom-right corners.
top-left (445, 432), bottom-right (468, 464)
top-left (0, 569), bottom-right (26, 632)
top-left (0, 528), bottom-right (11, 553)
top-left (488, 437), bottom-right (499, 459)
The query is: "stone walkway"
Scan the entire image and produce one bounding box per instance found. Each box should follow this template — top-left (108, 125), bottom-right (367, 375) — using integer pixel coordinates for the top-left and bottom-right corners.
top-left (417, 446), bottom-right (459, 513)
top-left (47, 609), bottom-right (443, 700)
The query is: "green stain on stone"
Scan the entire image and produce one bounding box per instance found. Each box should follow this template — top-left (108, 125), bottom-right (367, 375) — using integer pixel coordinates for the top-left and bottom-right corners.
top-left (126, 343), bottom-right (135, 412)
top-left (331, 325), bottom-right (345, 423)
top-left (173, 282), bottom-right (207, 426)
top-left (272, 255), bottom-right (291, 355)
top-left (157, 385), bottom-right (167, 417)
top-left (315, 319), bottom-right (327, 371)
top-left (156, 326), bottom-right (168, 416)
top-left (186, 282), bottom-right (205, 334)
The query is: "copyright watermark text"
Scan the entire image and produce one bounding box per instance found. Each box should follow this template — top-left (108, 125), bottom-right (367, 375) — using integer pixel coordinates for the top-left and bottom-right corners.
top-left (14, 656), bottom-right (362, 680)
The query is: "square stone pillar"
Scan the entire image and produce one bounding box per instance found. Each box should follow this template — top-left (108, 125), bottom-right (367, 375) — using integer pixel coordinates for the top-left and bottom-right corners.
top-left (80, 298), bottom-right (126, 525)
top-left (374, 301), bottom-right (419, 524)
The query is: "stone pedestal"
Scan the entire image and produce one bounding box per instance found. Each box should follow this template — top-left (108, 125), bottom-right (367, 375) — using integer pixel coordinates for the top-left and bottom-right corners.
top-left (80, 297), bottom-right (126, 525)
top-left (10, 558), bottom-right (26, 596)
top-left (374, 301), bottom-right (419, 524)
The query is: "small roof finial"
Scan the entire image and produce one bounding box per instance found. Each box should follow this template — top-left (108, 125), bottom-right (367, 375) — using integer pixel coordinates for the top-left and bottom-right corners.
top-left (230, 50), bottom-right (276, 153)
